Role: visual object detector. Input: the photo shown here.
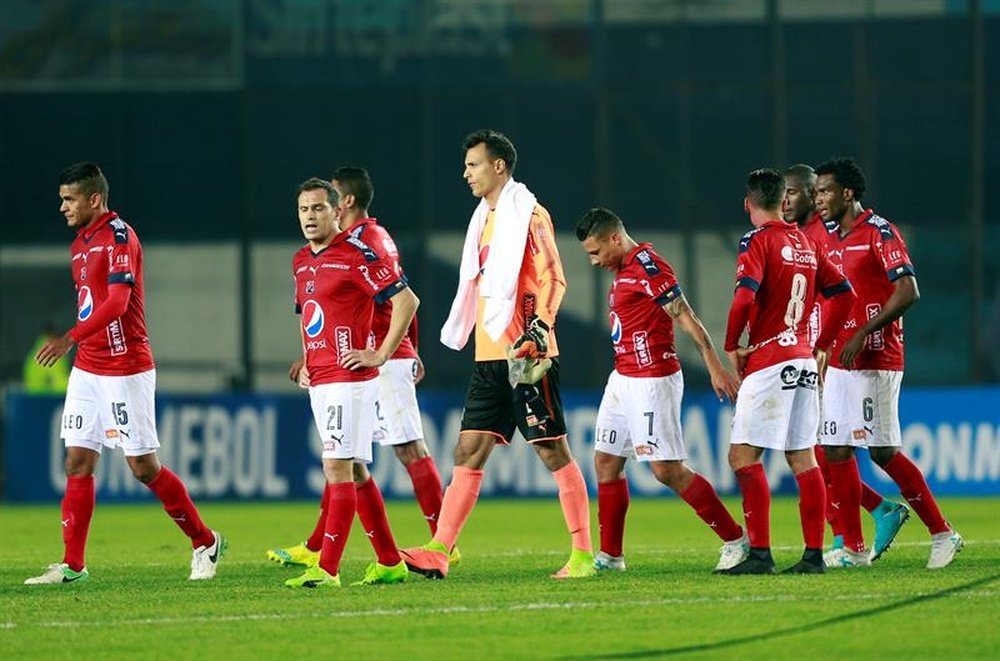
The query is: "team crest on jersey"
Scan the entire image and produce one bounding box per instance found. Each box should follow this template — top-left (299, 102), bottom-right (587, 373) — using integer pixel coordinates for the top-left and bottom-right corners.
top-left (302, 300), bottom-right (325, 338)
top-left (610, 312), bottom-right (623, 344)
top-left (305, 280), bottom-right (315, 294)
top-left (635, 250), bottom-right (660, 276)
top-left (77, 286), bottom-right (94, 321)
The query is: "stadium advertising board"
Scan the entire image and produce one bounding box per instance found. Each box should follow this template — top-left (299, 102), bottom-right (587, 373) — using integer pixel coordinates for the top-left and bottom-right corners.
top-left (4, 388), bottom-right (998, 502)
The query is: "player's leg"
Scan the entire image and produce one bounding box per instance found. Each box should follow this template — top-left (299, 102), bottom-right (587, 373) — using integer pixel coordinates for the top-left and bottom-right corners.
top-left (401, 361), bottom-right (510, 578)
top-left (350, 461), bottom-right (407, 585)
top-left (721, 442), bottom-right (772, 574)
top-left (865, 372), bottom-right (960, 568)
top-left (782, 447), bottom-right (828, 573)
top-left (593, 371), bottom-right (631, 571)
top-left (521, 359), bottom-right (594, 579)
top-left (286, 457), bottom-right (353, 588)
top-left (26, 368), bottom-right (104, 585)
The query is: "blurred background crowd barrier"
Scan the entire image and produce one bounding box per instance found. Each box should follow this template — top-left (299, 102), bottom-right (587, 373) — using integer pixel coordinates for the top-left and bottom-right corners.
top-left (2, 0), bottom-right (997, 499)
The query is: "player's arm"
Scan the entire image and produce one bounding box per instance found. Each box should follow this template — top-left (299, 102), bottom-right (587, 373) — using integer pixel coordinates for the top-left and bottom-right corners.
top-left (36, 284), bottom-right (132, 367)
top-left (341, 286), bottom-right (420, 370)
top-left (666, 294), bottom-right (740, 403)
top-left (513, 214), bottom-right (566, 358)
top-left (839, 275), bottom-right (917, 368)
top-left (406, 315), bottom-right (425, 384)
top-left (289, 321), bottom-right (309, 387)
top-left (723, 283), bottom-right (757, 376)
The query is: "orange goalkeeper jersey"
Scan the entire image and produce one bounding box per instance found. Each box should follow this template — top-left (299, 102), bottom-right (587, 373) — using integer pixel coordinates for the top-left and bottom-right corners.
top-left (474, 204), bottom-right (565, 362)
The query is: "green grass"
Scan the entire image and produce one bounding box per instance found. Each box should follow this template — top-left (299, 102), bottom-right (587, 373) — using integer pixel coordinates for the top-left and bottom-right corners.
top-left (1, 497), bottom-right (998, 659)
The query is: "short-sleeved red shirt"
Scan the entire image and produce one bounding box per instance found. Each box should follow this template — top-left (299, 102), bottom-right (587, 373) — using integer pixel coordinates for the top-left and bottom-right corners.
top-left (608, 243), bottom-right (683, 377)
top-left (293, 229), bottom-right (407, 385)
top-left (731, 220), bottom-right (850, 376)
top-left (70, 212), bottom-right (155, 376)
top-left (825, 210), bottom-right (914, 371)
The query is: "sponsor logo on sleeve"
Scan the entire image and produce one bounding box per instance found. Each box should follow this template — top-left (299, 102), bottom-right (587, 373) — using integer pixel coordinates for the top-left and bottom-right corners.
top-left (107, 319), bottom-right (127, 356)
top-left (633, 331), bottom-right (652, 366)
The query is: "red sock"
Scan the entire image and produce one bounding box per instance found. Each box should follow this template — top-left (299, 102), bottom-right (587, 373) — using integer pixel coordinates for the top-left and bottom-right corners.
top-left (355, 478), bottom-right (401, 566)
top-left (306, 483), bottom-right (332, 552)
top-left (814, 446), bottom-right (843, 536)
top-left (405, 456), bottom-right (444, 535)
top-left (861, 482), bottom-right (884, 513)
top-left (735, 463), bottom-right (771, 548)
top-left (679, 473), bottom-right (743, 542)
top-left (795, 466), bottom-right (828, 550)
top-left (827, 459), bottom-right (864, 552)
top-left (319, 482), bottom-right (357, 576)
top-left (433, 466), bottom-right (484, 551)
top-left (882, 453), bottom-right (948, 534)
top-left (147, 467), bottom-right (214, 549)
top-left (597, 478), bottom-right (629, 557)
top-left (61, 475), bottom-right (95, 571)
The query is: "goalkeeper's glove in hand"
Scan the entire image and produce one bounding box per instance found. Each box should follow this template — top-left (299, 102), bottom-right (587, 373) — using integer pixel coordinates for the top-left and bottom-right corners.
top-left (512, 317), bottom-right (550, 359)
top-left (506, 345), bottom-right (553, 388)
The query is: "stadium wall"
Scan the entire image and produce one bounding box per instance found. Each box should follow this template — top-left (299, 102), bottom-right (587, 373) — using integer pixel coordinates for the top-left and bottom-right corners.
top-left (5, 387), bottom-right (998, 502)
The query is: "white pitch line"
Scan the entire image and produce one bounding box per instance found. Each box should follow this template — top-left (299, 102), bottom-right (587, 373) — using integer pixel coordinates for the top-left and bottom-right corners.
top-left (4, 589), bottom-right (999, 631)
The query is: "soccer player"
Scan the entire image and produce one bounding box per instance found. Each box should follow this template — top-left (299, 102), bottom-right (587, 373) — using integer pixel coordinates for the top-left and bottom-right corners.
top-left (576, 208), bottom-right (748, 573)
top-left (283, 177), bottom-right (418, 588)
top-left (813, 158), bottom-right (963, 569)
top-left (783, 164), bottom-right (910, 566)
top-left (401, 129), bottom-right (595, 580)
top-left (25, 162), bottom-right (225, 585)
top-left (267, 167), bottom-right (453, 569)
top-left (720, 168), bottom-right (856, 575)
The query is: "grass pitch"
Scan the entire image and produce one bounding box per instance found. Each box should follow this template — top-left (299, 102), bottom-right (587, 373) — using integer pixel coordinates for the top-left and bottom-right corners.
top-left (1, 496), bottom-right (998, 659)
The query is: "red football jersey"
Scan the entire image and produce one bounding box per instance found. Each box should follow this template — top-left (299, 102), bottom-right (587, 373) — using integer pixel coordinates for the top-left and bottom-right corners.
top-left (347, 218), bottom-right (418, 360)
top-left (293, 229), bottom-right (406, 385)
top-left (608, 243), bottom-right (683, 377)
top-left (731, 220), bottom-right (850, 376)
top-left (825, 210), bottom-right (914, 371)
top-left (69, 212), bottom-right (155, 376)
top-left (800, 212), bottom-right (839, 347)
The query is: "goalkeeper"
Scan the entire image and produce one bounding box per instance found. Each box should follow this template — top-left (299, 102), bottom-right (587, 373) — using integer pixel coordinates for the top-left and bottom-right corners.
top-left (401, 129), bottom-right (595, 580)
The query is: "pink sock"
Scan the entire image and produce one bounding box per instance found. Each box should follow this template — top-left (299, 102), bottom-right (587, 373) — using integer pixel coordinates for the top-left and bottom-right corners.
top-left (61, 475), bottom-right (95, 571)
top-left (597, 478), bottom-right (629, 557)
top-left (883, 453), bottom-right (949, 534)
top-left (795, 466), bottom-right (828, 550)
top-left (432, 466), bottom-right (484, 551)
top-left (306, 483), bottom-right (332, 552)
top-left (553, 461), bottom-right (592, 552)
top-left (406, 456), bottom-right (444, 535)
top-left (319, 482), bottom-right (356, 576)
top-left (679, 473), bottom-right (743, 542)
top-left (147, 467), bottom-right (214, 549)
top-left (735, 463), bottom-right (771, 548)
top-left (355, 478), bottom-right (401, 566)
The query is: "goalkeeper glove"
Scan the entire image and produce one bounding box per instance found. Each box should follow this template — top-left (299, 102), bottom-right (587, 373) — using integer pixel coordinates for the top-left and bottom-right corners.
top-left (512, 317), bottom-right (550, 359)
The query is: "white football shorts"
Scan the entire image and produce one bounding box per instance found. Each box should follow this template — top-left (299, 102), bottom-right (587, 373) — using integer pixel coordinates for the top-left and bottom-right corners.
top-left (821, 367), bottom-right (903, 448)
top-left (61, 367), bottom-right (160, 457)
top-left (731, 358), bottom-right (820, 452)
top-left (374, 358), bottom-right (424, 446)
top-left (594, 370), bottom-right (686, 462)
top-left (309, 379), bottom-right (378, 462)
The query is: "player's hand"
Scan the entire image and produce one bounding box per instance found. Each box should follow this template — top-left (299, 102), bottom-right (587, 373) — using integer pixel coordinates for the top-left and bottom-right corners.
top-left (709, 365), bottom-right (741, 404)
top-left (512, 317), bottom-right (550, 359)
top-left (340, 348), bottom-right (386, 370)
top-left (813, 348), bottom-right (828, 385)
top-left (289, 358), bottom-right (304, 382)
top-left (413, 355), bottom-right (426, 385)
top-left (725, 346), bottom-right (756, 376)
top-left (35, 333), bottom-right (74, 368)
top-left (838, 332), bottom-right (866, 369)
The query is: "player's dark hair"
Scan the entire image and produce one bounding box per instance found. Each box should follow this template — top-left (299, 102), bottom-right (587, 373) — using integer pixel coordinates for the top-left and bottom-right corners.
top-left (463, 129), bottom-right (517, 175)
top-left (576, 207), bottom-right (624, 241)
top-left (745, 168), bottom-right (784, 210)
top-left (331, 166), bottom-right (374, 211)
top-left (814, 158), bottom-right (867, 202)
top-left (784, 163), bottom-right (817, 192)
top-left (60, 162), bottom-right (109, 202)
top-left (296, 177), bottom-right (339, 206)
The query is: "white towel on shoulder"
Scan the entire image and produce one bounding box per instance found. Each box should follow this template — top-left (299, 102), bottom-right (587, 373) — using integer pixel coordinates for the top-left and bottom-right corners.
top-left (440, 178), bottom-right (537, 350)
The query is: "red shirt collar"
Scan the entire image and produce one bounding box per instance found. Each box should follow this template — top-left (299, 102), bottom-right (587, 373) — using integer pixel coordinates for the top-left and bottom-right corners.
top-left (78, 211), bottom-right (119, 241)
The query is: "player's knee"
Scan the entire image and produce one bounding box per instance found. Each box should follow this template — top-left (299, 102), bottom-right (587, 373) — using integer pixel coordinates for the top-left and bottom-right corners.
top-left (728, 446), bottom-right (752, 472)
top-left (394, 440), bottom-right (428, 465)
top-left (534, 439), bottom-right (571, 472)
top-left (64, 455), bottom-right (96, 477)
top-left (127, 453), bottom-right (161, 483)
top-left (454, 434), bottom-right (492, 469)
top-left (822, 445), bottom-right (854, 462)
top-left (352, 462), bottom-right (371, 483)
top-left (869, 446), bottom-right (898, 467)
top-left (594, 452), bottom-right (625, 482)
top-left (785, 449), bottom-right (817, 475)
top-left (651, 461), bottom-right (690, 491)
